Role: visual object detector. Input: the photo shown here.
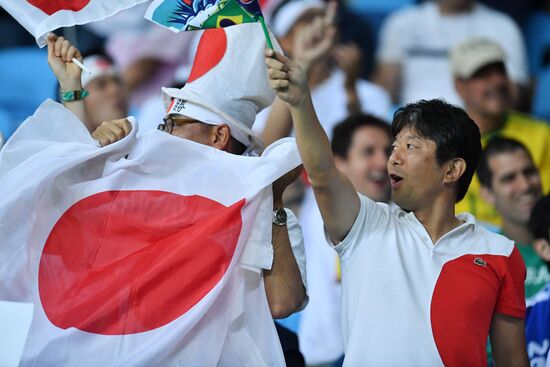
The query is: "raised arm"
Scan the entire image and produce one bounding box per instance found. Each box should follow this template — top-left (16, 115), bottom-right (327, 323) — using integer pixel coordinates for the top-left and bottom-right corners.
top-left (264, 50), bottom-right (359, 243)
top-left (46, 33), bottom-right (91, 132)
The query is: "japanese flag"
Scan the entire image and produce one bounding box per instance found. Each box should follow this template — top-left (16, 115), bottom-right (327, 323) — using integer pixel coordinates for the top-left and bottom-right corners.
top-left (0, 0), bottom-right (148, 47)
top-left (0, 100), bottom-right (300, 366)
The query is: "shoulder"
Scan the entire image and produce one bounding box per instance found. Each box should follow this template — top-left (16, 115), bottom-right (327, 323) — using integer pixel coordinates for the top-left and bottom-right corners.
top-left (507, 111), bottom-right (550, 133)
top-left (459, 213), bottom-right (516, 255)
top-left (382, 3), bottom-right (428, 30)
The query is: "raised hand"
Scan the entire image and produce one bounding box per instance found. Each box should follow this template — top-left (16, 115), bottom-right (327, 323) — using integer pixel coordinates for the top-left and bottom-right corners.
top-left (265, 49), bottom-right (309, 107)
top-left (91, 119), bottom-right (132, 147)
top-left (292, 0), bottom-right (338, 73)
top-left (46, 33), bottom-right (83, 91)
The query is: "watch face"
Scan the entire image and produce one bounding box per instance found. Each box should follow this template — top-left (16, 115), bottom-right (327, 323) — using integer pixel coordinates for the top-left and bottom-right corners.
top-left (273, 208), bottom-right (287, 225)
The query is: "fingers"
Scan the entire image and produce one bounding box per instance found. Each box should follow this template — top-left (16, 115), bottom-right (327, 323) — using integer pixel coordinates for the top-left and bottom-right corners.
top-left (113, 119), bottom-right (132, 136)
top-left (92, 120), bottom-right (131, 147)
top-left (268, 68), bottom-right (288, 80)
top-left (325, 0), bottom-right (338, 26)
top-left (269, 79), bottom-right (290, 90)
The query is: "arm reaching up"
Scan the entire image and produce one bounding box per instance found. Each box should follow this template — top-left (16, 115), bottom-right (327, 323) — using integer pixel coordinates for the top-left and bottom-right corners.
top-left (46, 33), bottom-right (92, 132)
top-left (264, 49), bottom-right (360, 243)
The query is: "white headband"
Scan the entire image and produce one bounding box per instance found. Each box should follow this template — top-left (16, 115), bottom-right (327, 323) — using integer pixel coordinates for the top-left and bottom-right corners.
top-left (271, 0), bottom-right (324, 37)
top-left (167, 98), bottom-right (252, 149)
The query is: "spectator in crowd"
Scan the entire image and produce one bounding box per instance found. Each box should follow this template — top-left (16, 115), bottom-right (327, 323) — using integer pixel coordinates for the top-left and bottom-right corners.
top-left (525, 195), bottom-right (550, 366)
top-left (477, 137), bottom-right (550, 298)
top-left (299, 114), bottom-right (392, 366)
top-left (452, 37), bottom-right (550, 227)
top-left (373, 0), bottom-right (528, 107)
top-left (78, 54), bottom-right (129, 132)
top-left (256, 0), bottom-right (390, 143)
top-left (47, 29), bottom-right (308, 323)
top-left (265, 41), bottom-right (529, 365)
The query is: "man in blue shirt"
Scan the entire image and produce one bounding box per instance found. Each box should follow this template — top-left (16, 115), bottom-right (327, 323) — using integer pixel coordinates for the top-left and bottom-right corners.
top-left (526, 195), bottom-right (550, 366)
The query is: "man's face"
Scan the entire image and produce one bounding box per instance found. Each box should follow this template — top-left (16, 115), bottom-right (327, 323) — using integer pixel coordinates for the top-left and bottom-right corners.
top-left (84, 75), bottom-right (129, 130)
top-left (388, 127), bottom-right (447, 211)
top-left (484, 149), bottom-right (542, 226)
top-left (335, 126), bottom-right (391, 202)
top-left (457, 63), bottom-right (511, 118)
top-left (163, 115), bottom-right (214, 146)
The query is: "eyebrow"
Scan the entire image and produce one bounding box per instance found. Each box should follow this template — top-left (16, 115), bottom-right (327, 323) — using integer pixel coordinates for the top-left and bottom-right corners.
top-left (405, 135), bottom-right (422, 142)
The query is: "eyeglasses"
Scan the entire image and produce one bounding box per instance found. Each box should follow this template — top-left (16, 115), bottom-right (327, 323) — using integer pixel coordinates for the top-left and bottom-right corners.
top-left (158, 117), bottom-right (201, 134)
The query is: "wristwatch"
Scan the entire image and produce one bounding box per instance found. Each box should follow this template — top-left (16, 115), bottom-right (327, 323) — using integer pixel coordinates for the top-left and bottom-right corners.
top-left (60, 89), bottom-right (89, 102)
top-left (272, 208), bottom-right (287, 226)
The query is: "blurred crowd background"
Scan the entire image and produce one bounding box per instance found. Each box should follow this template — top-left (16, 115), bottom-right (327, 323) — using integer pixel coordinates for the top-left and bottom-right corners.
top-left (1, 0), bottom-right (550, 366)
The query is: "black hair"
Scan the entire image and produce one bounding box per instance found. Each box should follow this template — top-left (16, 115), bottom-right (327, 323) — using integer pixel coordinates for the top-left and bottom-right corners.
top-left (529, 195), bottom-right (550, 242)
top-left (476, 137), bottom-right (533, 188)
top-left (331, 114), bottom-right (391, 158)
top-left (391, 99), bottom-right (481, 203)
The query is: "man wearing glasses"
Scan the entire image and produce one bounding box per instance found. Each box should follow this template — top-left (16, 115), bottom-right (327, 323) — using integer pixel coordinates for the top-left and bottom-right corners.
top-left (46, 25), bottom-right (308, 331)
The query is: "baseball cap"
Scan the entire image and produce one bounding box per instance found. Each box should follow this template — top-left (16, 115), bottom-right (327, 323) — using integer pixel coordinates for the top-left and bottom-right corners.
top-left (450, 38), bottom-right (507, 79)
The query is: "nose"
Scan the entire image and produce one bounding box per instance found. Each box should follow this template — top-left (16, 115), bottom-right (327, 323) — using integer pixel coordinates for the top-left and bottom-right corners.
top-left (516, 172), bottom-right (534, 192)
top-left (388, 150), bottom-right (402, 167)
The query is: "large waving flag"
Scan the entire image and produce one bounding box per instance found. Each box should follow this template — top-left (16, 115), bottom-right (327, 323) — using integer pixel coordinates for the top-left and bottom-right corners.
top-left (0, 100), bottom-right (300, 366)
top-left (0, 0), bottom-right (148, 46)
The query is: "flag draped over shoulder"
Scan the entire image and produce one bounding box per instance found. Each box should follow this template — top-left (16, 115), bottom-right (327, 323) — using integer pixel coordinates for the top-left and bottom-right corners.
top-left (145, 0), bottom-right (264, 33)
top-left (0, 0), bottom-right (148, 47)
top-left (0, 100), bottom-right (300, 366)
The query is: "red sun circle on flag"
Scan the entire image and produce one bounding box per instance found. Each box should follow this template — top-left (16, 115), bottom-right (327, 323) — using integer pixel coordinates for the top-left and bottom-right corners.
top-left (187, 28), bottom-right (228, 83)
top-left (38, 190), bottom-right (245, 335)
top-left (27, 0), bottom-right (91, 15)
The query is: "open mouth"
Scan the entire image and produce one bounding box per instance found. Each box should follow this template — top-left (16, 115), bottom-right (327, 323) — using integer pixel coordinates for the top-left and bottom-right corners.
top-left (389, 174), bottom-right (403, 184)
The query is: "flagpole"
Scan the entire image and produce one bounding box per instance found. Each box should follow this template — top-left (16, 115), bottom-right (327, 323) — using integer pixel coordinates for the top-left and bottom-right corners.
top-left (258, 17), bottom-right (273, 50)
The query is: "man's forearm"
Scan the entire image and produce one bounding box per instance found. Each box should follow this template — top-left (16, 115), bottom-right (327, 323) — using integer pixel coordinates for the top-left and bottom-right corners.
top-left (264, 199), bottom-right (306, 319)
top-left (59, 80), bottom-right (91, 132)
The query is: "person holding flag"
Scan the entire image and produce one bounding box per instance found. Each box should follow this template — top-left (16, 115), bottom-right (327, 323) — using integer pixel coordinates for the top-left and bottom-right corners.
top-left (0, 21), bottom-right (306, 367)
top-left (264, 26), bottom-right (529, 367)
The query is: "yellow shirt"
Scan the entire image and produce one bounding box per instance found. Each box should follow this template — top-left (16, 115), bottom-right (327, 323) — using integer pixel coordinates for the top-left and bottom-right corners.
top-left (456, 111), bottom-right (550, 226)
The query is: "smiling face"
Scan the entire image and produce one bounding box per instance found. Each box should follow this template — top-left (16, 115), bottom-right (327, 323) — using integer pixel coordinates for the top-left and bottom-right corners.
top-left (456, 63), bottom-right (511, 119)
top-left (335, 126), bottom-right (391, 202)
top-left (388, 127), bottom-right (450, 211)
top-left (483, 149), bottom-right (543, 226)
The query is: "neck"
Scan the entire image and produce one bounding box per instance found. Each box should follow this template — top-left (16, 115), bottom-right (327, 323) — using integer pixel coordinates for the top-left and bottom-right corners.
top-left (466, 108), bottom-right (504, 135)
top-left (438, 1), bottom-right (473, 14)
top-left (502, 219), bottom-right (533, 245)
top-left (413, 193), bottom-right (463, 244)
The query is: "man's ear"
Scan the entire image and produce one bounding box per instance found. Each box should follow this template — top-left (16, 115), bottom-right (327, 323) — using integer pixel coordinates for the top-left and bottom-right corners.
top-left (211, 124), bottom-right (231, 151)
top-left (454, 78), bottom-right (468, 99)
top-left (443, 158), bottom-right (466, 185)
top-left (534, 239), bottom-right (550, 262)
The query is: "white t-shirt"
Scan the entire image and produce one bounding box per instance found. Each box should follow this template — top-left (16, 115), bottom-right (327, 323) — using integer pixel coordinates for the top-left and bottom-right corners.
top-left (333, 194), bottom-right (526, 366)
top-left (377, 1), bottom-right (528, 106)
top-left (298, 189), bottom-right (344, 364)
top-left (253, 69), bottom-right (391, 137)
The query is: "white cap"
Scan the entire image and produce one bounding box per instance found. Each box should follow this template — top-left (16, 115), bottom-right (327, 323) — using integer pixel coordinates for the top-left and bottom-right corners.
top-left (271, 0), bottom-right (324, 37)
top-left (450, 38), bottom-right (507, 79)
top-left (81, 55), bottom-right (119, 88)
top-left (162, 23), bottom-right (282, 152)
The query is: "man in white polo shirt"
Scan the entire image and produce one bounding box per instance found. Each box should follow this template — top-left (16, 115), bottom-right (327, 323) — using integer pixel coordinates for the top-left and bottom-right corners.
top-left (265, 45), bottom-right (529, 365)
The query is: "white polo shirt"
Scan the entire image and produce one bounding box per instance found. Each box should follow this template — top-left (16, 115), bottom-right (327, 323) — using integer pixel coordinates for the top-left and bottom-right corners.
top-left (333, 194), bottom-right (526, 366)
